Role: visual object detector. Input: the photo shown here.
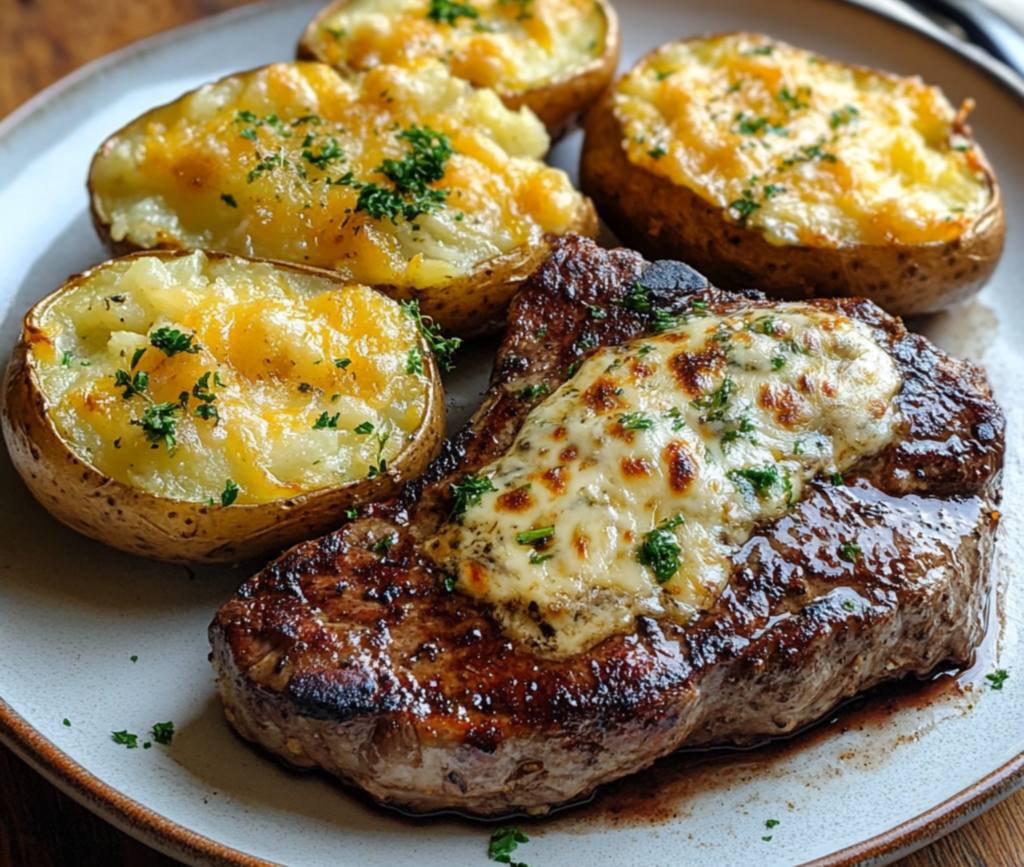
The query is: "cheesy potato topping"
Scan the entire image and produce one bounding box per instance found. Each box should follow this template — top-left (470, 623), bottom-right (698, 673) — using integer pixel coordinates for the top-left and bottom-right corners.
top-left (29, 253), bottom-right (431, 505)
top-left (431, 303), bottom-right (902, 657)
top-left (613, 33), bottom-right (991, 248)
top-left (305, 0), bottom-right (606, 91)
top-left (90, 62), bottom-right (583, 288)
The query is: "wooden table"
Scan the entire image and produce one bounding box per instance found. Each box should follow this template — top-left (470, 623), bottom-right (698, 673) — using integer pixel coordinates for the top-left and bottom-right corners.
top-left (1, 0), bottom-right (1022, 864)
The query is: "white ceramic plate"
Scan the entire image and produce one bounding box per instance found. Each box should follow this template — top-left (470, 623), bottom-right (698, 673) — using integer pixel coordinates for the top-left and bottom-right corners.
top-left (1, 1), bottom-right (1022, 865)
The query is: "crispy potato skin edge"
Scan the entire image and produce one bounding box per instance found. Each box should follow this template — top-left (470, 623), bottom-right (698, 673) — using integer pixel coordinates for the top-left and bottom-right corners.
top-left (0, 251), bottom-right (447, 564)
top-left (579, 67), bottom-right (1006, 318)
top-left (296, 0), bottom-right (621, 142)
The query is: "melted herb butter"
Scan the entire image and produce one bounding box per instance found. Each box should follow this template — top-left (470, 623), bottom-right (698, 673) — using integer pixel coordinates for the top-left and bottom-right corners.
top-left (429, 303), bottom-right (902, 658)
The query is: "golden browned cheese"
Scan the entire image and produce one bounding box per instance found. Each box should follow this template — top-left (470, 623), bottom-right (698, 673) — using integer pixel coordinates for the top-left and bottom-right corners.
top-left (304, 0), bottom-right (607, 91)
top-left (613, 33), bottom-right (991, 248)
top-left (430, 303), bottom-right (902, 657)
top-left (89, 62), bottom-right (584, 290)
top-left (29, 252), bottom-right (432, 505)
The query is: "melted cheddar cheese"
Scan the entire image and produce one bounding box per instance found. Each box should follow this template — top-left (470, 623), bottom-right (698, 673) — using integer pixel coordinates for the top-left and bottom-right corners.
top-left (30, 253), bottom-right (431, 505)
top-left (305, 0), bottom-right (606, 91)
top-left (430, 303), bottom-right (902, 657)
top-left (90, 62), bottom-right (584, 288)
top-left (613, 33), bottom-right (991, 248)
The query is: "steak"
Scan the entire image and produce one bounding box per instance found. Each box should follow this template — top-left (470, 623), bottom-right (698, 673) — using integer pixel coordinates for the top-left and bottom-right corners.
top-left (209, 235), bottom-right (1004, 816)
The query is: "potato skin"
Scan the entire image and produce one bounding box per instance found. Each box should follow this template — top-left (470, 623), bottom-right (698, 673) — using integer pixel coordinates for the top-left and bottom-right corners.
top-left (0, 252), bottom-right (447, 564)
top-left (580, 87), bottom-right (1006, 318)
top-left (297, 0), bottom-right (621, 142)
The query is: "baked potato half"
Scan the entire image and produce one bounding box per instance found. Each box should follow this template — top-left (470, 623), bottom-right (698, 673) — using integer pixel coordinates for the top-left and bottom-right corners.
top-left (580, 33), bottom-right (1005, 317)
top-left (1, 250), bottom-right (446, 564)
top-left (88, 61), bottom-right (598, 338)
top-left (297, 0), bottom-right (620, 141)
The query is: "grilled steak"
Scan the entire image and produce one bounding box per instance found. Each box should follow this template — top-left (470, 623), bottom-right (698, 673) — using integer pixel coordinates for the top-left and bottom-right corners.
top-left (209, 235), bottom-right (1004, 816)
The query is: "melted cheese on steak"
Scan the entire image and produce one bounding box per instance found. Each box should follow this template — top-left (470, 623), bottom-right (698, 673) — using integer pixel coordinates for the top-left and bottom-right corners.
top-left (429, 303), bottom-right (902, 657)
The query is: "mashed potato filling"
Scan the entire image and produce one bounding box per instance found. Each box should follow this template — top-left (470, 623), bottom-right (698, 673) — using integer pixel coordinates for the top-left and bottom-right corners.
top-left (90, 62), bottom-right (583, 288)
top-left (429, 303), bottom-right (902, 657)
top-left (30, 252), bottom-right (431, 505)
top-left (613, 33), bottom-right (991, 248)
top-left (306, 0), bottom-right (606, 90)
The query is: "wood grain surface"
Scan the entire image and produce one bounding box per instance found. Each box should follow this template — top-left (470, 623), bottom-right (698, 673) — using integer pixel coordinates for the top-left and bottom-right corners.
top-left (1, 0), bottom-right (1022, 865)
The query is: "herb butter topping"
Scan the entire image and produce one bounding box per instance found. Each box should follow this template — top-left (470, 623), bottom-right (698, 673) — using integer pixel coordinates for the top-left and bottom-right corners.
top-left (429, 302), bottom-right (902, 657)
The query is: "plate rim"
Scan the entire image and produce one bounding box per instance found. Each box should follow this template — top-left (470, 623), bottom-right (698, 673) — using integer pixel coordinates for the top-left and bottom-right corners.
top-left (1, 0), bottom-right (1022, 865)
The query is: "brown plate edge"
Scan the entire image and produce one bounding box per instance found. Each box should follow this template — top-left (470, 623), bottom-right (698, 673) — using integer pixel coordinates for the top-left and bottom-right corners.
top-left (1, 0), bottom-right (1023, 865)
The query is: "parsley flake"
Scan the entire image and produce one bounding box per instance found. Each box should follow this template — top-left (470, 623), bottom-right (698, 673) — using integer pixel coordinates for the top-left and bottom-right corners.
top-left (150, 327), bottom-right (199, 357)
top-left (150, 721), bottom-right (175, 746)
top-left (111, 730), bottom-right (139, 749)
top-left (838, 541), bottom-right (862, 562)
top-left (427, 0), bottom-right (479, 25)
top-left (131, 403), bottom-right (179, 452)
top-left (400, 299), bottom-right (461, 371)
top-left (637, 514), bottom-right (685, 583)
top-left (488, 827), bottom-right (529, 864)
top-left (313, 412), bottom-right (340, 430)
top-left (451, 473), bottom-right (497, 521)
top-left (986, 669), bottom-right (1010, 690)
top-left (516, 526), bottom-right (554, 546)
top-left (221, 479), bottom-right (239, 507)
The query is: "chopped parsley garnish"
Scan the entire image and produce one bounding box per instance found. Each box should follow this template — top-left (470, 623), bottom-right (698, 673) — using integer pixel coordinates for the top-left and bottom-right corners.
top-left (516, 383), bottom-right (550, 401)
top-left (150, 721), bottom-right (175, 746)
top-left (838, 541), bottom-right (862, 562)
top-left (516, 526), bottom-right (554, 546)
top-left (443, 574), bottom-right (457, 593)
top-left (130, 347), bottom-right (147, 369)
top-left (534, 326), bottom-right (548, 339)
top-left (334, 357), bottom-right (352, 369)
top-left (366, 432), bottom-right (390, 479)
top-left (406, 344), bottom-right (425, 375)
top-left (192, 371), bottom-right (217, 405)
top-left (587, 304), bottom-right (607, 320)
top-left (745, 44), bottom-right (774, 56)
top-left (766, 819), bottom-right (780, 829)
top-left (369, 534), bottom-right (397, 554)
top-left (734, 112), bottom-right (788, 136)
top-left (221, 193), bottom-right (238, 208)
top-left (529, 551), bottom-right (553, 565)
top-left (728, 188), bottom-right (761, 227)
top-left (400, 299), bottom-right (461, 371)
top-left (451, 473), bottom-right (497, 521)
top-left (235, 110), bottom-right (292, 138)
top-left (150, 327), bottom-right (199, 357)
top-left (313, 412), bottom-right (340, 430)
top-left (355, 126), bottom-right (454, 223)
top-left (221, 479), bottom-right (239, 507)
top-left (344, 507), bottom-right (359, 519)
top-left (613, 282), bottom-right (652, 313)
top-left (354, 421), bottom-right (375, 435)
top-left (655, 69), bottom-right (674, 81)
top-left (488, 827), bottom-right (529, 864)
top-left (297, 382), bottom-right (314, 394)
top-left (111, 730), bottom-right (139, 749)
top-left (729, 464), bottom-right (780, 499)
top-left (772, 356), bottom-right (786, 369)
top-left (830, 104), bottom-right (860, 129)
top-left (427, 0), bottom-right (479, 25)
top-left (61, 350), bottom-right (73, 367)
top-left (841, 599), bottom-right (856, 612)
top-left (778, 87), bottom-right (809, 111)
top-left (131, 403), bottom-right (179, 452)
top-left (830, 471), bottom-right (844, 486)
top-left (618, 411), bottom-right (655, 431)
top-left (131, 655), bottom-right (138, 663)
top-left (637, 514), bottom-right (685, 583)
top-left (302, 137), bottom-right (344, 170)
top-left (721, 414), bottom-right (757, 447)
top-left (986, 669), bottom-right (1010, 690)
top-left (691, 379), bottom-right (735, 421)
top-left (783, 144), bottom-right (838, 166)
top-left (566, 360), bottom-right (583, 377)
top-left (114, 368), bottom-right (149, 401)
top-left (763, 184), bottom-right (785, 199)
top-left (647, 145), bottom-right (667, 159)
top-left (636, 343), bottom-right (655, 356)
top-left (63, 718), bottom-right (71, 727)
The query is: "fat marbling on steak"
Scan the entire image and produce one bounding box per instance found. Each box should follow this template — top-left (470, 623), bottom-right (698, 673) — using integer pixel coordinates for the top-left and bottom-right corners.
top-left (209, 235), bottom-right (1004, 816)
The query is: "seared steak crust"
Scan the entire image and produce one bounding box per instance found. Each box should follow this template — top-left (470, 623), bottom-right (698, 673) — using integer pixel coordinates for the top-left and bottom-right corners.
top-left (210, 236), bottom-right (1004, 815)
